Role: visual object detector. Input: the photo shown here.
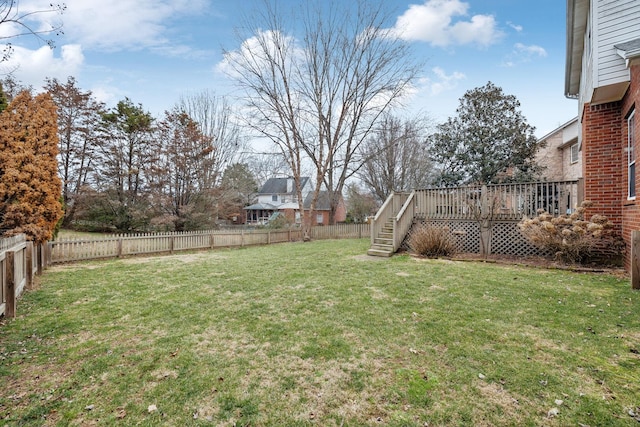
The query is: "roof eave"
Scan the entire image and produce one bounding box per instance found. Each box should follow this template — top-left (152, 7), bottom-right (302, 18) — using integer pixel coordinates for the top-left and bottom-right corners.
top-left (565, 0), bottom-right (588, 99)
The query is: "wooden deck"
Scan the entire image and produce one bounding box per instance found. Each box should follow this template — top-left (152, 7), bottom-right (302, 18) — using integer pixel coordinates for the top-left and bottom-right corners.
top-left (370, 180), bottom-right (583, 257)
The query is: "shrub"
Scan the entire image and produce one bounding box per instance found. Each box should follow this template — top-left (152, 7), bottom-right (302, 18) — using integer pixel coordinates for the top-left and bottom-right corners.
top-left (518, 201), bottom-right (624, 264)
top-left (266, 213), bottom-right (292, 229)
top-left (407, 224), bottom-right (457, 257)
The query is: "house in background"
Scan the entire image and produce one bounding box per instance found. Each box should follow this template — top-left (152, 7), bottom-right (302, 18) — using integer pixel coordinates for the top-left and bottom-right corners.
top-left (244, 177), bottom-right (312, 225)
top-left (565, 0), bottom-right (640, 271)
top-left (535, 117), bottom-right (582, 182)
top-left (304, 191), bottom-right (347, 225)
top-left (243, 176), bottom-right (347, 226)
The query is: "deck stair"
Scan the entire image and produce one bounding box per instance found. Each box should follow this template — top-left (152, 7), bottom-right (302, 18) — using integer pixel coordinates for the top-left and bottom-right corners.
top-left (367, 218), bottom-right (395, 257)
top-left (367, 191), bottom-right (413, 258)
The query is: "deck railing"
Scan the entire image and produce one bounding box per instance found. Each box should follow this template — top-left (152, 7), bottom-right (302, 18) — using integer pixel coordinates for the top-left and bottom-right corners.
top-left (370, 192), bottom-right (411, 247)
top-left (394, 193), bottom-right (415, 252)
top-left (371, 180), bottom-right (584, 257)
top-left (414, 180), bottom-right (583, 220)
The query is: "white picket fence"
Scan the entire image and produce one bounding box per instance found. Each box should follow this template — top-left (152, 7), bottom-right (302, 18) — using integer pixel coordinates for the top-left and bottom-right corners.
top-left (48, 224), bottom-right (370, 264)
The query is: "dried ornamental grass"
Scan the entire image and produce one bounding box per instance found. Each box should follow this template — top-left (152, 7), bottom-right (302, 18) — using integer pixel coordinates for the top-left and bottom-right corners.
top-left (518, 201), bottom-right (624, 264)
top-left (407, 224), bottom-right (457, 257)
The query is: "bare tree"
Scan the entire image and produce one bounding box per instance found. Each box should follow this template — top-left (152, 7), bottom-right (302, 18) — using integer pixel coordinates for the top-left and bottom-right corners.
top-left (223, 0), bottom-right (420, 231)
top-left (1, 74), bottom-right (29, 100)
top-left (176, 90), bottom-right (247, 192)
top-left (218, 162), bottom-right (258, 222)
top-left (148, 108), bottom-right (216, 231)
top-left (358, 114), bottom-right (434, 203)
top-left (345, 183), bottom-right (378, 223)
top-left (245, 152), bottom-right (290, 187)
top-left (45, 76), bottom-right (105, 226)
top-left (0, 1), bottom-right (66, 62)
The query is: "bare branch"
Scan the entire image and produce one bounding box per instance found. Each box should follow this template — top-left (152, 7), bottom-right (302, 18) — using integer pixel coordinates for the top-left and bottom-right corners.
top-left (223, 0), bottom-right (421, 225)
top-left (0, 1), bottom-right (66, 60)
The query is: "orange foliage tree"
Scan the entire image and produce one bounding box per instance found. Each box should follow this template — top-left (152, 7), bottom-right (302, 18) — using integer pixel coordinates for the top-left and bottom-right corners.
top-left (0, 91), bottom-right (63, 243)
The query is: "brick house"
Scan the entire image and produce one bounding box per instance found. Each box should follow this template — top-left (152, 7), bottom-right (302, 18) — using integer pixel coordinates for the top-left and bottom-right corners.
top-left (535, 117), bottom-right (582, 181)
top-left (243, 177), bottom-right (346, 225)
top-left (566, 0), bottom-right (640, 270)
top-left (303, 191), bottom-right (347, 225)
top-left (244, 177), bottom-right (312, 225)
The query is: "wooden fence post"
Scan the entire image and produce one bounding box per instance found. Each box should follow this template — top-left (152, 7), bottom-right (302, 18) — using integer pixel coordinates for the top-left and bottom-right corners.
top-left (5, 250), bottom-right (15, 318)
top-left (25, 242), bottom-right (33, 289)
top-left (40, 243), bottom-right (46, 269)
top-left (632, 230), bottom-right (640, 290)
top-left (34, 243), bottom-right (44, 274)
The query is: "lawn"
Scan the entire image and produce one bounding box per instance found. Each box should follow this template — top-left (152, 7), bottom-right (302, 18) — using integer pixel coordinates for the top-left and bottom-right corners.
top-left (1, 239), bottom-right (639, 426)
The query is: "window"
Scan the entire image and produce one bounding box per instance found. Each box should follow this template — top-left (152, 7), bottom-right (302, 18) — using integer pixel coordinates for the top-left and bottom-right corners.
top-left (316, 213), bottom-right (323, 224)
top-left (629, 110), bottom-right (636, 199)
top-left (272, 194), bottom-right (278, 202)
top-left (570, 143), bottom-right (579, 164)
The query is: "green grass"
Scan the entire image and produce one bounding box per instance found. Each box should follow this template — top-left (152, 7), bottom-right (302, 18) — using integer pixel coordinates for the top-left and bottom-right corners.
top-left (1, 239), bottom-right (640, 426)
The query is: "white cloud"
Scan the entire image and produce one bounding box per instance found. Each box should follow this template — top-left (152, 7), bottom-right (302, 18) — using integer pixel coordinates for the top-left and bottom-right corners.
top-left (502, 43), bottom-right (547, 67)
top-left (217, 30), bottom-right (303, 79)
top-left (0, 44), bottom-right (84, 88)
top-left (514, 43), bottom-right (547, 58)
top-left (507, 21), bottom-right (523, 32)
top-left (19, 0), bottom-right (209, 53)
top-left (428, 67), bottom-right (466, 95)
top-left (89, 83), bottom-right (123, 107)
top-left (390, 0), bottom-right (503, 47)
top-left (405, 67), bottom-right (466, 102)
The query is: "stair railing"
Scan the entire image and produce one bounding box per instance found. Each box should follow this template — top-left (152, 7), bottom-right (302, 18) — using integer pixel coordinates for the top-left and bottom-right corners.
top-left (393, 191), bottom-right (415, 252)
top-left (371, 192), bottom-right (395, 246)
top-left (371, 191), bottom-right (413, 251)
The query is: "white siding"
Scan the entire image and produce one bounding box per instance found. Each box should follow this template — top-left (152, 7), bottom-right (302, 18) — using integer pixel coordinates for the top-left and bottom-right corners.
top-left (593, 0), bottom-right (640, 88)
top-left (579, 16), bottom-right (594, 109)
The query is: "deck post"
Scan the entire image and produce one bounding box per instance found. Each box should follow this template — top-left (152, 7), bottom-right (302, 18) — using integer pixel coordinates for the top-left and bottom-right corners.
top-left (479, 185), bottom-right (492, 257)
top-left (632, 230), bottom-right (640, 289)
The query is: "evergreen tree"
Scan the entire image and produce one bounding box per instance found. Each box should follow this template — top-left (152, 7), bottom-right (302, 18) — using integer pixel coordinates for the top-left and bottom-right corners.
top-left (0, 91), bottom-right (63, 242)
top-left (429, 82), bottom-right (542, 186)
top-left (91, 98), bottom-right (155, 232)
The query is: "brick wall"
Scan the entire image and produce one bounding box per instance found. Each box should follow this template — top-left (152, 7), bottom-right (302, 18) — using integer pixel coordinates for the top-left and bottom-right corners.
top-left (582, 64), bottom-right (640, 271)
top-left (622, 64), bottom-right (640, 270)
top-left (582, 100), bottom-right (624, 229)
top-left (536, 131), bottom-right (565, 179)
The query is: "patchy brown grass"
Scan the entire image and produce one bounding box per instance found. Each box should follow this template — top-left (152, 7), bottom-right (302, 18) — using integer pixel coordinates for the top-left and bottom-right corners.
top-left (1, 239), bottom-right (639, 426)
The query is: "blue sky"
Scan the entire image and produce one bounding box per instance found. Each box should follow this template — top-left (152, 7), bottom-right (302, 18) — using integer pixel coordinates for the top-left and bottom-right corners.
top-left (2, 0), bottom-right (576, 140)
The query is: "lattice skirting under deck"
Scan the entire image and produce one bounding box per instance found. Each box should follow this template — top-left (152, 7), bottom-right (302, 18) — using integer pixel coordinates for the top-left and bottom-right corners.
top-left (405, 219), bottom-right (552, 258)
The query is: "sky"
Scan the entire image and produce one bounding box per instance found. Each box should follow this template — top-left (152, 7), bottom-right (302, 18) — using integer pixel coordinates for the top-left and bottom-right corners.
top-left (1, 0), bottom-right (577, 143)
